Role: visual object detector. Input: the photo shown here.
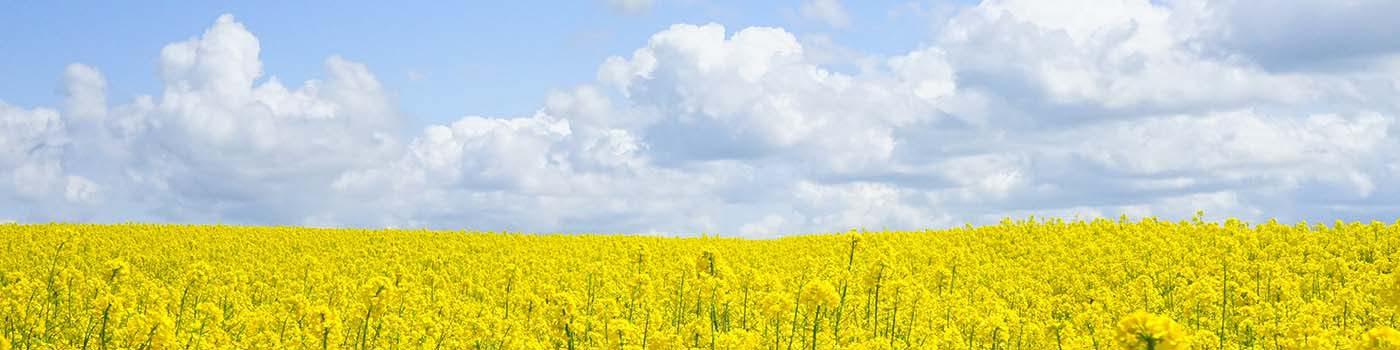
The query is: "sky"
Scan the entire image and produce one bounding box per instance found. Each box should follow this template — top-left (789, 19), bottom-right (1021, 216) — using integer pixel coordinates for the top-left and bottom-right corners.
top-left (2, 0), bottom-right (1399, 236)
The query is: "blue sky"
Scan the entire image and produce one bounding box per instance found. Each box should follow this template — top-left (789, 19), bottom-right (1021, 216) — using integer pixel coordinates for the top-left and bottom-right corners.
top-left (3, 0), bottom-right (1400, 235)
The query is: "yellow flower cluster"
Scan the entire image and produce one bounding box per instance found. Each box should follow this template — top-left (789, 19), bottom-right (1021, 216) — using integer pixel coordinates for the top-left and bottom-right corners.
top-left (1117, 311), bottom-right (1189, 350)
top-left (1358, 327), bottom-right (1400, 350)
top-left (2, 217), bottom-right (1400, 349)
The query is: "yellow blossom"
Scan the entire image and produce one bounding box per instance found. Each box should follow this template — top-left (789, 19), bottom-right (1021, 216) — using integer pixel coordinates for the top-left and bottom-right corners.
top-left (1116, 311), bottom-right (1190, 350)
top-left (1358, 327), bottom-right (1400, 350)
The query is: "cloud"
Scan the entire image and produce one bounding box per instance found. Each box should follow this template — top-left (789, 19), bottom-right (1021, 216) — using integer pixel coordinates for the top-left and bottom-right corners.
top-left (0, 102), bottom-right (68, 202)
top-left (1202, 0), bottom-right (1400, 71)
top-left (18, 14), bottom-right (401, 224)
top-left (606, 0), bottom-right (654, 15)
top-left (0, 101), bottom-right (101, 220)
top-left (4, 4), bottom-right (1400, 235)
top-left (800, 0), bottom-right (852, 28)
top-left (792, 180), bottom-right (949, 231)
top-left (937, 0), bottom-right (1313, 115)
top-left (597, 23), bottom-right (950, 173)
top-left (1072, 110), bottom-right (1390, 176)
top-left (64, 64), bottom-right (107, 122)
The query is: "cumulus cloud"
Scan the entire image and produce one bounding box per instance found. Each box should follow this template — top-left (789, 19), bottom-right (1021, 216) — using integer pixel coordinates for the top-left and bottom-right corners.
top-left (597, 23), bottom-right (950, 173)
top-left (3, 3), bottom-right (1400, 235)
top-left (6, 14), bottom-right (401, 224)
top-left (0, 101), bottom-right (100, 220)
top-left (938, 0), bottom-right (1315, 115)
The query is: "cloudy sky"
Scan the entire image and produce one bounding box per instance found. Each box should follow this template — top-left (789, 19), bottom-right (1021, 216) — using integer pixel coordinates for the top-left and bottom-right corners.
top-left (2, 0), bottom-right (1399, 236)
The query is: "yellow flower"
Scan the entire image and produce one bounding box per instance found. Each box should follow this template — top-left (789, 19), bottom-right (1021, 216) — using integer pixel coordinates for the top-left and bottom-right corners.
top-left (1116, 311), bottom-right (1190, 350)
top-left (800, 280), bottom-right (840, 309)
top-left (1, 219), bottom-right (1398, 348)
top-left (104, 258), bottom-right (131, 281)
top-left (695, 250), bottom-right (722, 278)
top-left (1384, 273), bottom-right (1400, 308)
top-left (303, 305), bottom-right (341, 348)
top-left (761, 292), bottom-right (795, 321)
top-left (1358, 327), bottom-right (1400, 350)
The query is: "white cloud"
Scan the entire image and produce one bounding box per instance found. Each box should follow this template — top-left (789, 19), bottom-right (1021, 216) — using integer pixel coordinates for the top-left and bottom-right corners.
top-left (5, 4), bottom-right (1400, 235)
top-left (792, 181), bottom-right (947, 230)
top-left (935, 154), bottom-right (1027, 201)
top-left (1072, 110), bottom-right (1390, 175)
top-left (0, 103), bottom-right (68, 201)
top-left (145, 15), bottom-right (398, 206)
top-left (0, 100), bottom-right (102, 220)
top-left (800, 0), bottom-right (852, 28)
top-left (64, 176), bottom-right (101, 205)
top-left (598, 23), bottom-right (949, 173)
top-left (14, 14), bottom-right (402, 223)
top-left (64, 64), bottom-right (107, 122)
top-left (937, 0), bottom-right (1315, 112)
top-left (739, 214), bottom-right (788, 237)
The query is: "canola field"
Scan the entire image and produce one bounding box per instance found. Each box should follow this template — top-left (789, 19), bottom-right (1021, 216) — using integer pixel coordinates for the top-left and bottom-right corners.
top-left (3, 218), bottom-right (1400, 349)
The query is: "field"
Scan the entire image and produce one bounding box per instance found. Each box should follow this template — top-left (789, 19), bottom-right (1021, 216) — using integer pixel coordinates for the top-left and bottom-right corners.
top-left (3, 218), bottom-right (1400, 349)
